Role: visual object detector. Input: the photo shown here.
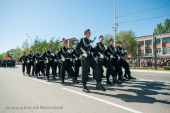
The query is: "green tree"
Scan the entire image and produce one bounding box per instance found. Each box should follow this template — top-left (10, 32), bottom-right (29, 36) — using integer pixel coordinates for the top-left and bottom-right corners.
top-left (153, 18), bottom-right (170, 34)
top-left (115, 30), bottom-right (138, 58)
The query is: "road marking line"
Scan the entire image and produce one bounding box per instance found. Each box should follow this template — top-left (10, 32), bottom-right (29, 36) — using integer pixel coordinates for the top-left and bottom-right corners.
top-left (134, 79), bottom-right (170, 85)
top-left (63, 88), bottom-right (142, 113)
top-left (30, 78), bottom-right (52, 85)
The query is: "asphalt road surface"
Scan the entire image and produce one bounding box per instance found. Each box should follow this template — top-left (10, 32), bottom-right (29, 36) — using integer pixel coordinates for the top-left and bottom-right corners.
top-left (0, 65), bottom-right (170, 113)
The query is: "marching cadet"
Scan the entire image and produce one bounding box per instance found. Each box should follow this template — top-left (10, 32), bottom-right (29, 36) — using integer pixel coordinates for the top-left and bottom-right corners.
top-left (33, 49), bottom-right (45, 79)
top-left (118, 42), bottom-right (136, 79)
top-left (75, 29), bottom-right (106, 93)
top-left (19, 52), bottom-right (27, 75)
top-left (54, 50), bottom-right (59, 77)
top-left (1, 59), bottom-right (6, 67)
top-left (72, 48), bottom-right (81, 80)
top-left (95, 35), bottom-right (121, 85)
top-left (26, 50), bottom-right (34, 77)
top-left (57, 40), bottom-right (79, 85)
top-left (42, 45), bottom-right (56, 82)
top-left (106, 40), bottom-right (125, 82)
top-left (8, 59), bottom-right (12, 68)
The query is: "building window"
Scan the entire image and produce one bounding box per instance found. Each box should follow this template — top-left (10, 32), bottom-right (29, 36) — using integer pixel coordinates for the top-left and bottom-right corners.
top-left (163, 38), bottom-right (166, 43)
top-left (138, 50), bottom-right (144, 54)
top-left (163, 47), bottom-right (170, 53)
top-left (138, 41), bottom-right (144, 46)
top-left (157, 48), bottom-right (161, 53)
top-left (73, 41), bottom-right (78, 45)
top-left (145, 40), bottom-right (152, 45)
top-left (156, 39), bottom-right (160, 44)
top-left (146, 49), bottom-right (152, 54)
top-left (167, 37), bottom-right (170, 43)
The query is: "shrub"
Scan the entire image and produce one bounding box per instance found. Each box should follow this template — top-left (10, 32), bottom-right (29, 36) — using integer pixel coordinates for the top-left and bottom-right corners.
top-left (163, 66), bottom-right (170, 70)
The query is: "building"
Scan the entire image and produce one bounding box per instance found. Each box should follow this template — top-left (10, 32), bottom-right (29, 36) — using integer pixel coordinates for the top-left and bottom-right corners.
top-left (136, 32), bottom-right (170, 58)
top-left (59, 37), bottom-right (79, 47)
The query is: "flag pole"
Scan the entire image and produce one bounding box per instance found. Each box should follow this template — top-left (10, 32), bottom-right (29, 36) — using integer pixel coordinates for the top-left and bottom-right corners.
top-left (114, 0), bottom-right (116, 46)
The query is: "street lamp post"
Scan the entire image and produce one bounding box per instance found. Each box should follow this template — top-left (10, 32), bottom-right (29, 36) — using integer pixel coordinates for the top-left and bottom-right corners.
top-left (153, 34), bottom-right (157, 70)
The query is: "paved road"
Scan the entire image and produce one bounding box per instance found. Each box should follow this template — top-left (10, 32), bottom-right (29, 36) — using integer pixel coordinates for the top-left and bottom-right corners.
top-left (0, 65), bottom-right (170, 113)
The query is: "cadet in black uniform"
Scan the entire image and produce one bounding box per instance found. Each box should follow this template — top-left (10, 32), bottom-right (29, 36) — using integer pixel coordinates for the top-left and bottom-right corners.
top-left (106, 40), bottom-right (124, 82)
top-left (19, 52), bottom-right (27, 75)
top-left (72, 49), bottom-right (81, 79)
top-left (26, 50), bottom-right (34, 77)
top-left (75, 29), bottom-right (106, 93)
top-left (118, 42), bottom-right (136, 79)
top-left (33, 49), bottom-right (45, 78)
top-left (42, 45), bottom-right (56, 82)
top-left (54, 50), bottom-right (59, 77)
top-left (95, 35), bottom-right (121, 85)
top-left (57, 40), bottom-right (79, 85)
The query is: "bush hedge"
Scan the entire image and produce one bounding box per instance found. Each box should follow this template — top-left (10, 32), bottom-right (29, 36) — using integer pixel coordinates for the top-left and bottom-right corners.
top-left (163, 66), bottom-right (170, 70)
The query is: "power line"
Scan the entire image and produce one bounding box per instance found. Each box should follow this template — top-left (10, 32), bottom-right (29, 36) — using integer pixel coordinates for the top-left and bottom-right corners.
top-left (118, 14), bottom-right (170, 24)
top-left (117, 4), bottom-right (170, 18)
top-left (105, 5), bottom-right (170, 24)
top-left (91, 14), bottom-right (170, 34)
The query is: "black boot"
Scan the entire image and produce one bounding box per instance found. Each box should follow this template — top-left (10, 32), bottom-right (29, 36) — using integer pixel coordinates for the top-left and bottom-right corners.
top-left (113, 77), bottom-right (122, 84)
top-left (106, 80), bottom-right (113, 85)
top-left (36, 74), bottom-right (38, 79)
top-left (128, 73), bottom-right (136, 79)
top-left (124, 73), bottom-right (128, 78)
top-left (52, 74), bottom-right (57, 80)
top-left (72, 77), bottom-right (79, 83)
top-left (46, 76), bottom-right (50, 82)
top-left (61, 80), bottom-right (66, 86)
top-left (82, 84), bottom-right (90, 93)
top-left (32, 73), bottom-right (34, 76)
top-left (118, 76), bottom-right (124, 82)
top-left (96, 82), bottom-right (106, 91)
top-left (28, 73), bottom-right (31, 77)
top-left (39, 73), bottom-right (41, 76)
top-left (87, 76), bottom-right (92, 80)
top-left (43, 73), bottom-right (45, 77)
top-left (23, 72), bottom-right (25, 75)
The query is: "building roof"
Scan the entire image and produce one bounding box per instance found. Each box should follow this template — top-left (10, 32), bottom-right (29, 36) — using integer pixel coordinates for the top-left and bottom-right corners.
top-left (136, 32), bottom-right (170, 38)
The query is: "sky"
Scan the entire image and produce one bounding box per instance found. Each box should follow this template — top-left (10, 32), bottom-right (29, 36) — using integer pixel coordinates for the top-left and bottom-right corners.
top-left (0, 0), bottom-right (170, 54)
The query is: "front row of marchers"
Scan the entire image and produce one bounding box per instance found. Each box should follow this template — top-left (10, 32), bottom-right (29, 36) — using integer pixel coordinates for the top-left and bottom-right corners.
top-left (19, 29), bottom-right (136, 93)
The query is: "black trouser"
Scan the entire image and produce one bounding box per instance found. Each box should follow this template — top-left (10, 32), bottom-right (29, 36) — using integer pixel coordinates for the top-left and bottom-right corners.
top-left (54, 62), bottom-right (58, 75)
top-left (58, 63), bottom-right (61, 77)
top-left (119, 59), bottom-right (130, 74)
top-left (107, 58), bottom-right (123, 79)
top-left (60, 60), bottom-right (75, 80)
top-left (97, 58), bottom-right (116, 80)
top-left (22, 62), bottom-right (27, 72)
top-left (46, 60), bottom-right (55, 79)
top-left (27, 61), bottom-right (34, 75)
top-left (73, 60), bottom-right (81, 77)
top-left (81, 57), bottom-right (102, 85)
top-left (39, 61), bottom-right (45, 74)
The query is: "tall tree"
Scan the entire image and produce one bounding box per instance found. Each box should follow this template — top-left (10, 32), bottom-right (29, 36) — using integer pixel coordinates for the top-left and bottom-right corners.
top-left (115, 30), bottom-right (138, 58)
top-left (153, 18), bottom-right (170, 34)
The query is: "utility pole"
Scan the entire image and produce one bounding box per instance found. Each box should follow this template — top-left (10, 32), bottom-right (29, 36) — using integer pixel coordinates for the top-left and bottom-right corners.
top-left (153, 34), bottom-right (157, 70)
top-left (114, 0), bottom-right (116, 46)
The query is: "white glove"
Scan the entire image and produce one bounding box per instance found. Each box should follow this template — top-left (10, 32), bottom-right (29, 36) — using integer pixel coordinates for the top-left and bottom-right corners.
top-left (51, 53), bottom-right (55, 56)
top-left (110, 55), bottom-right (113, 58)
top-left (27, 60), bottom-right (30, 63)
top-left (70, 59), bottom-right (72, 62)
top-left (91, 52), bottom-right (93, 56)
top-left (90, 43), bottom-right (94, 48)
top-left (39, 55), bottom-right (42, 57)
top-left (94, 58), bottom-right (96, 60)
top-left (67, 49), bottom-right (71, 53)
top-left (75, 58), bottom-right (78, 61)
top-left (46, 60), bottom-right (49, 63)
top-left (118, 57), bottom-right (120, 60)
top-left (22, 62), bottom-right (24, 64)
top-left (83, 53), bottom-right (87, 57)
top-left (104, 45), bottom-right (107, 50)
top-left (54, 59), bottom-right (57, 62)
top-left (100, 55), bottom-right (104, 59)
top-left (114, 48), bottom-right (117, 52)
top-left (62, 58), bottom-right (65, 61)
top-left (124, 50), bottom-right (127, 53)
top-left (121, 50), bottom-right (124, 53)
top-left (35, 60), bottom-right (38, 64)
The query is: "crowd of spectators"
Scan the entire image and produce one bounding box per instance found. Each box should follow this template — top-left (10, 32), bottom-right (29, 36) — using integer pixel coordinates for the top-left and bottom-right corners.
top-left (126, 58), bottom-right (170, 67)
